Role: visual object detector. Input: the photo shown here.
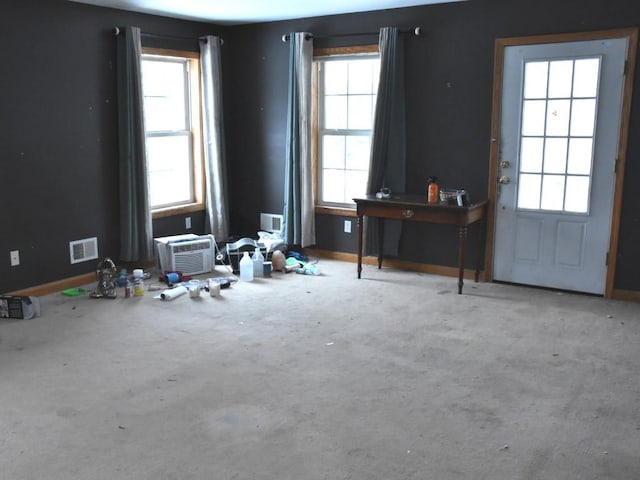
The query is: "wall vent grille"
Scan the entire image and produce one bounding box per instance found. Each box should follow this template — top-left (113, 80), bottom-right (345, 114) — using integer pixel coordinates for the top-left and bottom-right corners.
top-left (260, 213), bottom-right (284, 233)
top-left (69, 237), bottom-right (99, 264)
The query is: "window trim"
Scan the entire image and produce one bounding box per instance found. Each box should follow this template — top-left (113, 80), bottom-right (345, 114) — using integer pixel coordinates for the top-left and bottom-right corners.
top-left (141, 47), bottom-right (205, 219)
top-left (313, 45), bottom-right (379, 216)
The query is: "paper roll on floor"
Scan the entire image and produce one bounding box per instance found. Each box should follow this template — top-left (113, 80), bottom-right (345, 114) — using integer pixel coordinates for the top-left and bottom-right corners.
top-left (160, 285), bottom-right (188, 301)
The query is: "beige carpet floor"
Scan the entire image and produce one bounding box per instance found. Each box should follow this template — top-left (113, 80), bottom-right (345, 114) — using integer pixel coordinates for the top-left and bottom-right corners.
top-left (1, 259), bottom-right (639, 479)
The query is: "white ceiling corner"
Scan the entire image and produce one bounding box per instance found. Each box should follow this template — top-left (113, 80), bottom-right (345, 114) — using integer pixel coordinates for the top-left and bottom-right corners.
top-left (66, 0), bottom-right (465, 25)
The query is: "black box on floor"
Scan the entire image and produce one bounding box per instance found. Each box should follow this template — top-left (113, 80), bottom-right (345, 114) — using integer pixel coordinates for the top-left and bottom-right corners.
top-left (225, 238), bottom-right (267, 273)
top-left (0, 295), bottom-right (40, 319)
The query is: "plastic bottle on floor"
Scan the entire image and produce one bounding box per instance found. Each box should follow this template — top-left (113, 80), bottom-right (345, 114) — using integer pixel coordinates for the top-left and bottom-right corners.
top-left (133, 279), bottom-right (144, 296)
top-left (239, 251), bottom-right (254, 281)
top-left (252, 248), bottom-right (264, 277)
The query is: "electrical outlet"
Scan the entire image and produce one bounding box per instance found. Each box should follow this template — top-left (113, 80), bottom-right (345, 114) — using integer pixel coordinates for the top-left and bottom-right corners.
top-left (185, 217), bottom-right (192, 229)
top-left (10, 250), bottom-right (20, 266)
top-left (344, 220), bottom-right (352, 234)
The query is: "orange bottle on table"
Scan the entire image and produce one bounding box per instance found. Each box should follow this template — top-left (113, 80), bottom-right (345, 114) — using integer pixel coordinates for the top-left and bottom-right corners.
top-left (427, 177), bottom-right (439, 204)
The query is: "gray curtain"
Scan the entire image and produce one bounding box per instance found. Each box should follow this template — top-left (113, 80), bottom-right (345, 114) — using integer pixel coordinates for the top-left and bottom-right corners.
top-left (366, 27), bottom-right (406, 256)
top-left (283, 32), bottom-right (315, 247)
top-left (117, 26), bottom-right (153, 262)
top-left (200, 35), bottom-right (230, 242)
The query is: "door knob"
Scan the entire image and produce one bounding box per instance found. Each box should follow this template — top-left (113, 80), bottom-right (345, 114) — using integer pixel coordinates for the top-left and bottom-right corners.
top-left (500, 160), bottom-right (511, 168)
top-left (498, 176), bottom-right (511, 184)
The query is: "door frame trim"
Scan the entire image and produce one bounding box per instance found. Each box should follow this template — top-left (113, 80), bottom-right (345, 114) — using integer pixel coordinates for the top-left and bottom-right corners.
top-left (485, 28), bottom-right (638, 298)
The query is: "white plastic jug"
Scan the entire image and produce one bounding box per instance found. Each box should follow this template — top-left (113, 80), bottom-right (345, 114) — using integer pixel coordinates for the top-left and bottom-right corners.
top-left (239, 251), bottom-right (254, 281)
top-left (252, 247), bottom-right (264, 277)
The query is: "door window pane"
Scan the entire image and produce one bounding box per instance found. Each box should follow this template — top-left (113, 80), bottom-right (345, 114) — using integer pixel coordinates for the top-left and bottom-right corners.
top-left (543, 138), bottom-right (568, 174)
top-left (520, 137), bottom-right (544, 172)
top-left (565, 176), bottom-right (590, 213)
top-left (524, 61), bottom-right (548, 99)
top-left (541, 175), bottom-right (565, 211)
top-left (567, 138), bottom-right (593, 175)
top-left (570, 99), bottom-right (596, 136)
top-left (517, 173), bottom-right (541, 209)
top-left (522, 100), bottom-right (546, 136)
top-left (548, 60), bottom-right (573, 98)
top-left (545, 99), bottom-right (570, 136)
top-left (573, 58), bottom-right (600, 97)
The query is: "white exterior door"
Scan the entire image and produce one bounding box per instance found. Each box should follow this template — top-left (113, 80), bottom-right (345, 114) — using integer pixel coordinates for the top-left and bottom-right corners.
top-left (493, 37), bottom-right (628, 294)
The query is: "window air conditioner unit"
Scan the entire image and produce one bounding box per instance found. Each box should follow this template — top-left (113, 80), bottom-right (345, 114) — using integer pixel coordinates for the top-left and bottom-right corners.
top-left (154, 234), bottom-right (216, 276)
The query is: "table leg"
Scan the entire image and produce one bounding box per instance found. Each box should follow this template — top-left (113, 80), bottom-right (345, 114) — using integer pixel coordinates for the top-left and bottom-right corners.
top-left (458, 226), bottom-right (468, 294)
top-left (475, 217), bottom-right (485, 283)
top-left (357, 214), bottom-right (363, 279)
top-left (377, 218), bottom-right (384, 269)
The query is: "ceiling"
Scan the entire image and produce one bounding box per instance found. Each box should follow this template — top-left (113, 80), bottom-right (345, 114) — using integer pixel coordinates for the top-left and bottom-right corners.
top-left (67, 0), bottom-right (464, 25)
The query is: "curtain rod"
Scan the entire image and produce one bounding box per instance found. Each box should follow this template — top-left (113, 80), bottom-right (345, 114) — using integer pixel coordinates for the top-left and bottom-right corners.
top-left (112, 27), bottom-right (223, 44)
top-left (281, 27), bottom-right (421, 43)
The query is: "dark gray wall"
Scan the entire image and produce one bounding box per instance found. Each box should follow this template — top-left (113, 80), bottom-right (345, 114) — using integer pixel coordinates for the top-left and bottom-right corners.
top-left (1, 0), bottom-right (225, 292)
top-left (2, 0), bottom-right (639, 293)
top-left (223, 0), bottom-right (640, 290)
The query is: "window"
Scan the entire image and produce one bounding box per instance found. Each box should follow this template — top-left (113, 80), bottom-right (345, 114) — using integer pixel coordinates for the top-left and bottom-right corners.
top-left (517, 57), bottom-right (601, 213)
top-left (314, 46), bottom-right (380, 211)
top-left (141, 48), bottom-right (204, 217)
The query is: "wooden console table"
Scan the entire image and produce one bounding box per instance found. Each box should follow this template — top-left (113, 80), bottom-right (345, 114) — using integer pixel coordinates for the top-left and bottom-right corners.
top-left (354, 195), bottom-right (488, 294)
